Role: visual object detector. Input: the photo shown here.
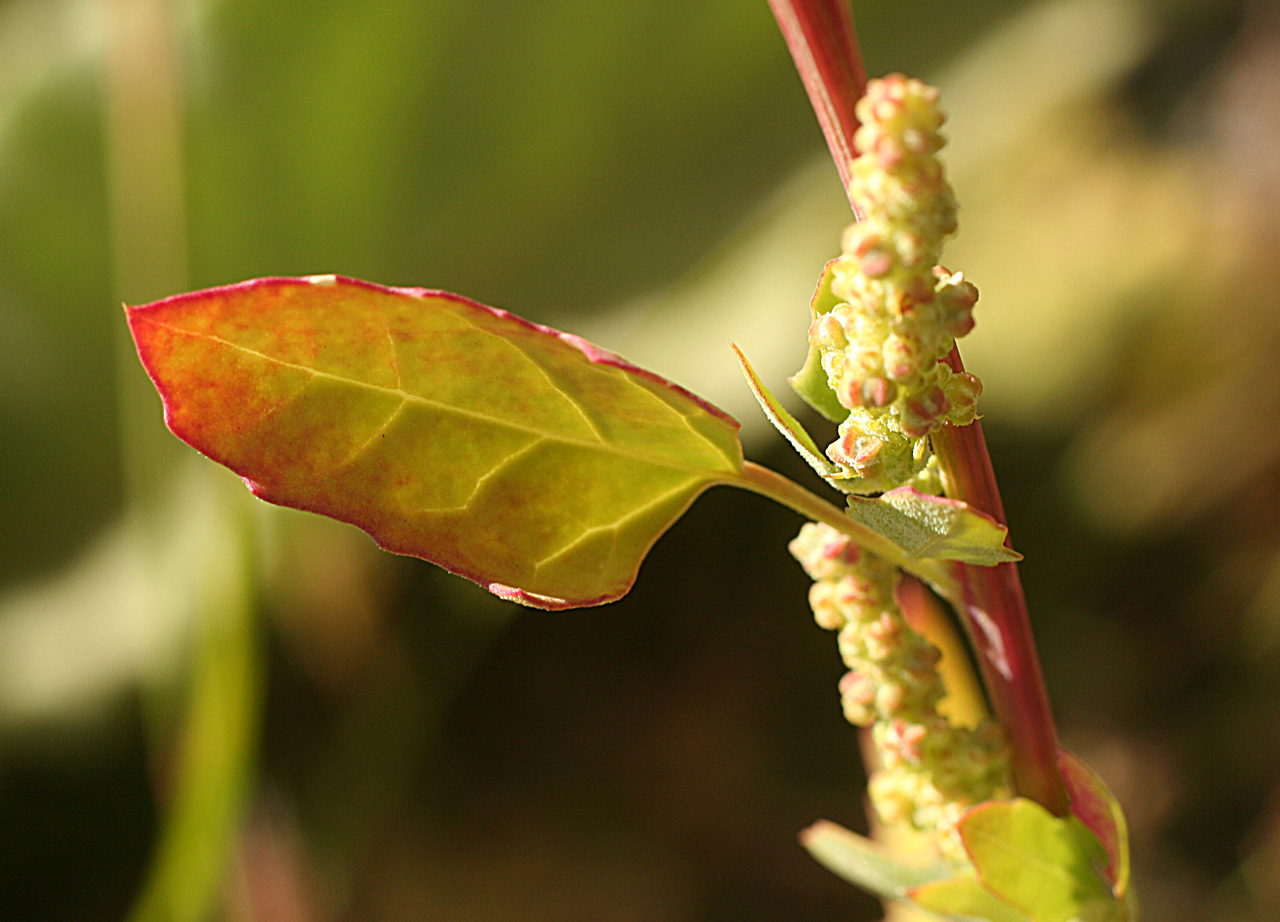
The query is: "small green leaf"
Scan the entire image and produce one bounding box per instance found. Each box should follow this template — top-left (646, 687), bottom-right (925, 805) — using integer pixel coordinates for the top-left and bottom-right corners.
top-left (127, 276), bottom-right (745, 610)
top-left (845, 487), bottom-right (1022, 566)
top-left (732, 342), bottom-right (855, 490)
top-left (958, 799), bottom-right (1122, 922)
top-left (1058, 749), bottom-right (1131, 897)
top-left (909, 876), bottom-right (1032, 922)
top-left (799, 820), bottom-right (952, 898)
top-left (788, 259), bottom-right (848, 423)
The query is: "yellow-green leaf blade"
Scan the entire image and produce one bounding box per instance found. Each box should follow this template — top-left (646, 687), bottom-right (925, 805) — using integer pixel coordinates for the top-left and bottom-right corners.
top-left (731, 342), bottom-right (854, 489)
top-left (909, 876), bottom-right (1032, 922)
top-left (957, 799), bottom-right (1122, 922)
top-left (126, 276), bottom-right (744, 609)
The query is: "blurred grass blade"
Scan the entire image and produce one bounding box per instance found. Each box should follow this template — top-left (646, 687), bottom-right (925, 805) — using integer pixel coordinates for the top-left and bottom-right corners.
top-left (128, 500), bottom-right (260, 922)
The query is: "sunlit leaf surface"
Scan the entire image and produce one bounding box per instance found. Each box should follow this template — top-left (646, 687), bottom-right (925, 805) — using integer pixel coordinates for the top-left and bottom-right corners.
top-left (788, 259), bottom-right (847, 422)
top-left (909, 875), bottom-right (1031, 922)
top-left (846, 486), bottom-right (1021, 566)
top-left (127, 276), bottom-right (744, 609)
top-left (957, 799), bottom-right (1122, 922)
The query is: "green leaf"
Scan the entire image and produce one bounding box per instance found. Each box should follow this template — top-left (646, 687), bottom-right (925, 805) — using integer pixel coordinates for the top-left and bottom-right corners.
top-left (799, 820), bottom-right (952, 898)
top-left (126, 275), bottom-right (744, 610)
top-left (1058, 749), bottom-right (1131, 898)
top-left (788, 259), bottom-right (848, 423)
top-left (909, 876), bottom-right (1032, 922)
top-left (957, 799), bottom-right (1123, 922)
top-left (845, 487), bottom-right (1022, 566)
top-left (731, 342), bottom-right (856, 490)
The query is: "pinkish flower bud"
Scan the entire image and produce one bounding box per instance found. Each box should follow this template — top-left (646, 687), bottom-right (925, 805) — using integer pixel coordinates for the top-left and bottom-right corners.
top-left (900, 385), bottom-right (950, 437)
top-left (860, 247), bottom-right (894, 278)
top-left (810, 313), bottom-right (845, 352)
top-left (882, 333), bottom-right (920, 380)
top-left (861, 376), bottom-right (898, 408)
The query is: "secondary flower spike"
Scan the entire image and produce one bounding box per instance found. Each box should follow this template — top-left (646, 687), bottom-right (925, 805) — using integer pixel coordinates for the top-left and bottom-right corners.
top-left (790, 522), bottom-right (1012, 861)
top-left (813, 74), bottom-right (983, 493)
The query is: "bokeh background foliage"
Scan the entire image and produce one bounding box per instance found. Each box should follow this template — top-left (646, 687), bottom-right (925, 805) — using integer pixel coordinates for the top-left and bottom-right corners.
top-left (3, 0), bottom-right (1280, 920)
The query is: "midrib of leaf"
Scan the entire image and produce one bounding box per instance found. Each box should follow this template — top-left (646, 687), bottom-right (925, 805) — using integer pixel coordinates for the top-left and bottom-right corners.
top-left (143, 318), bottom-right (741, 475)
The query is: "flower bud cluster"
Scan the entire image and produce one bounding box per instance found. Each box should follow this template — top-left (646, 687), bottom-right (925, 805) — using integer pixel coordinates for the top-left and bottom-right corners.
top-left (790, 522), bottom-right (1012, 860)
top-left (813, 74), bottom-right (983, 493)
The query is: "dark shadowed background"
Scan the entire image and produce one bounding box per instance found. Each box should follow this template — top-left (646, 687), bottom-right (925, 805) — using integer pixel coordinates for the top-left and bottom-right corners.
top-left (3, 0), bottom-right (1279, 920)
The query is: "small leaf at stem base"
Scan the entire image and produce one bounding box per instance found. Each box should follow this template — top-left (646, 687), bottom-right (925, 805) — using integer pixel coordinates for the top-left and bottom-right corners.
top-left (908, 876), bottom-right (1032, 922)
top-left (957, 799), bottom-right (1124, 922)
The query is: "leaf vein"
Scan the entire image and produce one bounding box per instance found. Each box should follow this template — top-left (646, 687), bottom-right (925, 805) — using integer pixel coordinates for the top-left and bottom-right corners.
top-left (445, 438), bottom-right (545, 513)
top-left (147, 320), bottom-right (737, 476)
top-left (330, 396), bottom-right (409, 473)
top-left (467, 319), bottom-right (607, 442)
top-left (530, 478), bottom-right (699, 573)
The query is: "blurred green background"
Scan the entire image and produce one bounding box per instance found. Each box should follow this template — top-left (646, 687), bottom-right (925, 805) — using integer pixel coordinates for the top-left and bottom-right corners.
top-left (3, 0), bottom-right (1279, 919)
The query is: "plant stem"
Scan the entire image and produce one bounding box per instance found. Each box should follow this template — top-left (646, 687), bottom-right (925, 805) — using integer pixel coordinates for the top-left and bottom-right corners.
top-left (768, 0), bottom-right (1069, 816)
top-left (934, 350), bottom-right (1069, 816)
top-left (731, 462), bottom-right (958, 599)
top-left (767, 0), bottom-right (867, 215)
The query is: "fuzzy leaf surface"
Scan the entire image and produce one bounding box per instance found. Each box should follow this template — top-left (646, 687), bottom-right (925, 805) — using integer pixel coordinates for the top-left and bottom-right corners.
top-left (126, 276), bottom-right (744, 609)
top-left (800, 820), bottom-right (952, 898)
top-left (958, 799), bottom-right (1122, 922)
top-left (846, 486), bottom-right (1022, 566)
top-left (788, 259), bottom-right (848, 422)
top-left (732, 342), bottom-right (855, 490)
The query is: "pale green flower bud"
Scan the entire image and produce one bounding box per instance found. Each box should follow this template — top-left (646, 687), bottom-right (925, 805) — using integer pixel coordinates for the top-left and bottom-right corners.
top-left (807, 75), bottom-right (984, 491)
top-left (791, 521), bottom-right (1013, 863)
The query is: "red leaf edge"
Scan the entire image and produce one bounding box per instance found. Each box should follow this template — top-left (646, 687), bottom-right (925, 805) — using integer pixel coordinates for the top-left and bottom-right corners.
top-left (126, 275), bottom-right (742, 610)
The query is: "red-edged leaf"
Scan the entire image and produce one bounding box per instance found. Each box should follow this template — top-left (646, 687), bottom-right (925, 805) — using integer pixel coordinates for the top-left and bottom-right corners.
top-left (846, 486), bottom-right (1022, 566)
top-left (957, 799), bottom-right (1121, 922)
top-left (1058, 749), bottom-right (1130, 897)
top-left (732, 341), bottom-right (853, 488)
top-left (126, 275), bottom-right (744, 609)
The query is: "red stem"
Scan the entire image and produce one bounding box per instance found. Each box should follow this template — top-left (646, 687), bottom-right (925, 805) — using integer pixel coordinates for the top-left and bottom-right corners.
top-left (767, 0), bottom-right (1069, 816)
top-left (766, 0), bottom-right (867, 216)
top-left (936, 348), bottom-right (1069, 816)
